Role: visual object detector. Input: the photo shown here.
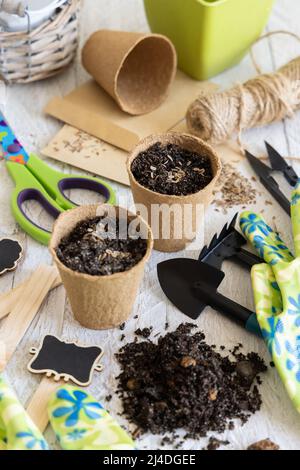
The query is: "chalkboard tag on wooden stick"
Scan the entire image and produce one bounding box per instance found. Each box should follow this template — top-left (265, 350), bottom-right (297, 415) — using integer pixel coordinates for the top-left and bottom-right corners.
top-left (0, 238), bottom-right (23, 276)
top-left (28, 335), bottom-right (103, 387)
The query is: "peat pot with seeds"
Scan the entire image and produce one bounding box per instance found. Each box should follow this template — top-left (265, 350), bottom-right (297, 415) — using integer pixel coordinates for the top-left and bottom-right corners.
top-left (50, 204), bottom-right (153, 330)
top-left (127, 133), bottom-right (221, 252)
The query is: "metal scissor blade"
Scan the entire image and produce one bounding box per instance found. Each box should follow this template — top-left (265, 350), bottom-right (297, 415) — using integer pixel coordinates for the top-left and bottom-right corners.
top-left (265, 141), bottom-right (299, 187)
top-left (245, 150), bottom-right (273, 179)
top-left (245, 150), bottom-right (291, 215)
top-left (265, 141), bottom-right (288, 171)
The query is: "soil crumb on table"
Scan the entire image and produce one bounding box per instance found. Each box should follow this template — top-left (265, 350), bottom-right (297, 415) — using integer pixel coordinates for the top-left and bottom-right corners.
top-left (115, 324), bottom-right (267, 440)
top-left (131, 143), bottom-right (213, 196)
top-left (206, 437), bottom-right (230, 450)
top-left (56, 216), bottom-right (147, 276)
top-left (135, 327), bottom-right (153, 339)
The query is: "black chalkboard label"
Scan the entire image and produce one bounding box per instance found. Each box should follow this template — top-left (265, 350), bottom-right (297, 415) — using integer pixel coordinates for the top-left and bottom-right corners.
top-left (28, 335), bottom-right (103, 387)
top-left (0, 238), bottom-right (23, 275)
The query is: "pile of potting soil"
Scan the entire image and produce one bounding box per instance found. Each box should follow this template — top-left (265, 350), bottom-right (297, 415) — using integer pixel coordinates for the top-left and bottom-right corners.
top-left (116, 324), bottom-right (267, 438)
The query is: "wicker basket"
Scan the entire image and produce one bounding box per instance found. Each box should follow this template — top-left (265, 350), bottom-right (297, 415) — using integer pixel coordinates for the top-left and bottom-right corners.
top-left (0, 0), bottom-right (81, 83)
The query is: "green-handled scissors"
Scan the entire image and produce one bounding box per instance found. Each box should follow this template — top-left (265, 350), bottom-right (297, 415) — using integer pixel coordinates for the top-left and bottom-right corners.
top-left (0, 112), bottom-right (116, 245)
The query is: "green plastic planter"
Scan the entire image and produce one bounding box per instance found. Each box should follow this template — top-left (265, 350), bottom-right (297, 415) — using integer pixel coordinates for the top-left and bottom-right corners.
top-left (143, 0), bottom-right (275, 80)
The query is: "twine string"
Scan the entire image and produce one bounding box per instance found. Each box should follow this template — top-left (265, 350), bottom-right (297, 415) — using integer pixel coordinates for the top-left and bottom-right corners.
top-left (186, 31), bottom-right (300, 146)
top-left (250, 30), bottom-right (300, 74)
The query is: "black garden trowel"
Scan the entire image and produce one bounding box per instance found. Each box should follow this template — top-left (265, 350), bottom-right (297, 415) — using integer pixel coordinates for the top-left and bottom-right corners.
top-left (157, 214), bottom-right (262, 336)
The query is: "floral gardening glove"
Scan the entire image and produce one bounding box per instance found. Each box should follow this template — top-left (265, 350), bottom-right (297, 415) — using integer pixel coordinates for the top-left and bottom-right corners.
top-left (0, 375), bottom-right (48, 450)
top-left (48, 385), bottom-right (135, 450)
top-left (240, 182), bottom-right (300, 411)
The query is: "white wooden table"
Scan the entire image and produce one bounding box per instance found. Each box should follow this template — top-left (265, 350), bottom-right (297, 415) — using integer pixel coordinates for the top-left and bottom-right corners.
top-left (1, 0), bottom-right (300, 451)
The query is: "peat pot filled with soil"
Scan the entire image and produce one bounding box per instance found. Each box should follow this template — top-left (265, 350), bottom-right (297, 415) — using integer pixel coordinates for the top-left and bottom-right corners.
top-left (50, 204), bottom-right (153, 330)
top-left (127, 133), bottom-right (221, 252)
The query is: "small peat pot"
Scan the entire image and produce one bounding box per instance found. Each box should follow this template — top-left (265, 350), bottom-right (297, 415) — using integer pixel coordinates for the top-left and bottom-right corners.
top-left (127, 133), bottom-right (221, 252)
top-left (50, 204), bottom-right (153, 330)
top-left (82, 30), bottom-right (177, 115)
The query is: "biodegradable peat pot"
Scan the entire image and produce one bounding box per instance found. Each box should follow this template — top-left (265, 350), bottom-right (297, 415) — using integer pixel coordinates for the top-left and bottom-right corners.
top-left (50, 204), bottom-right (153, 330)
top-left (82, 30), bottom-right (177, 115)
top-left (127, 133), bottom-right (221, 252)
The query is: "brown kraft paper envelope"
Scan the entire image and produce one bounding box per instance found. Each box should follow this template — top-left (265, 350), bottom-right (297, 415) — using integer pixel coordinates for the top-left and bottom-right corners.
top-left (44, 70), bottom-right (217, 152)
top-left (42, 126), bottom-right (130, 186)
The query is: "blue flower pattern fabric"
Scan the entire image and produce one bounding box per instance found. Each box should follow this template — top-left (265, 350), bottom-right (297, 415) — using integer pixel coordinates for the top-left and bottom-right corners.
top-left (285, 336), bottom-right (300, 382)
top-left (240, 215), bottom-right (293, 265)
top-left (0, 375), bottom-right (48, 450)
top-left (260, 317), bottom-right (283, 355)
top-left (0, 377), bottom-right (135, 450)
top-left (48, 385), bottom-right (135, 450)
top-left (52, 388), bottom-right (103, 427)
top-left (240, 213), bottom-right (273, 236)
top-left (16, 431), bottom-right (48, 450)
top-left (288, 295), bottom-right (300, 327)
top-left (240, 184), bottom-right (300, 412)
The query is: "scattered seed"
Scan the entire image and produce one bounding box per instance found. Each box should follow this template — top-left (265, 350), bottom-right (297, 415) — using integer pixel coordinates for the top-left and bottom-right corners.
top-left (132, 427), bottom-right (142, 439)
top-left (208, 389), bottom-right (218, 401)
top-left (180, 356), bottom-right (197, 368)
top-left (213, 162), bottom-right (259, 214)
top-left (127, 379), bottom-right (139, 391)
top-left (193, 167), bottom-right (205, 176)
top-left (247, 439), bottom-right (280, 451)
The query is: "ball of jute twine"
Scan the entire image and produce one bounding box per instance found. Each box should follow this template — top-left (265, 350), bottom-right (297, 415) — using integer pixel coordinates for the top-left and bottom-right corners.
top-left (186, 31), bottom-right (300, 146)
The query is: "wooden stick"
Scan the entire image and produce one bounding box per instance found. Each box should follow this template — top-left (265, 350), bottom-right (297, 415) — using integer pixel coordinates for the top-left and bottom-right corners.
top-left (0, 265), bottom-right (65, 438)
top-left (26, 378), bottom-right (63, 433)
top-left (0, 266), bottom-right (58, 371)
top-left (0, 267), bottom-right (61, 321)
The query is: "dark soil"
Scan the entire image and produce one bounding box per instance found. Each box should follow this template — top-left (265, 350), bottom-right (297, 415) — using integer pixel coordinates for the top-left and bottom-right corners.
top-left (56, 216), bottom-right (147, 276)
top-left (131, 143), bottom-right (213, 196)
top-left (115, 324), bottom-right (267, 439)
top-left (135, 327), bottom-right (153, 339)
top-left (206, 437), bottom-right (230, 451)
